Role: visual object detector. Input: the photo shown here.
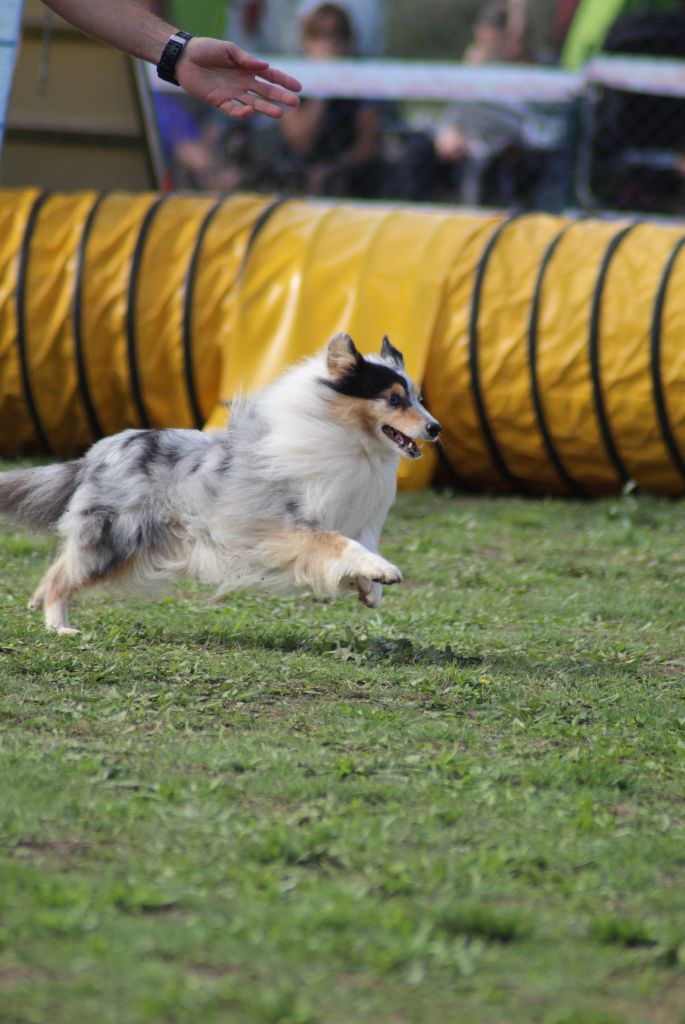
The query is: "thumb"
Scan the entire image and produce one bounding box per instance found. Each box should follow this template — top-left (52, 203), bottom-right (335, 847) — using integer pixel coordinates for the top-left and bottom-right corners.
top-left (223, 39), bottom-right (270, 71)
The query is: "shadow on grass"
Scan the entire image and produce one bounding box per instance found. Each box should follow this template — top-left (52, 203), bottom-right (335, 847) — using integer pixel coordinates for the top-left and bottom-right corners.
top-left (436, 902), bottom-right (529, 944)
top-left (193, 627), bottom-right (484, 669)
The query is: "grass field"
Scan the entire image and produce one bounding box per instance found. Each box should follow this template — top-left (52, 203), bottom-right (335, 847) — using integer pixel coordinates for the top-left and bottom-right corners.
top-left (1, 482), bottom-right (684, 1024)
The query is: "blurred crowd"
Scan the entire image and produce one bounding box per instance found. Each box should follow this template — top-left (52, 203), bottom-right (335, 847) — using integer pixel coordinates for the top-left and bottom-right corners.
top-left (146, 0), bottom-right (685, 215)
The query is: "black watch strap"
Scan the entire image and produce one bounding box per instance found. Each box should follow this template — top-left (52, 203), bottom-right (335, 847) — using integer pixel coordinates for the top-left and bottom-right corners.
top-left (156, 29), bottom-right (194, 87)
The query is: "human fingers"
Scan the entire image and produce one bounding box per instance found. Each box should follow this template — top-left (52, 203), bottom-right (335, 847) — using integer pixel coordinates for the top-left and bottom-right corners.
top-left (230, 51), bottom-right (302, 104)
top-left (249, 76), bottom-right (301, 109)
top-left (255, 63), bottom-right (303, 97)
top-left (229, 90), bottom-right (287, 120)
top-left (221, 98), bottom-right (256, 120)
top-left (245, 95), bottom-right (287, 119)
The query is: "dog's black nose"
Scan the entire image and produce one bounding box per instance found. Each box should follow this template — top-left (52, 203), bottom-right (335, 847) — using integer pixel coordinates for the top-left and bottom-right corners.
top-left (426, 421), bottom-right (441, 439)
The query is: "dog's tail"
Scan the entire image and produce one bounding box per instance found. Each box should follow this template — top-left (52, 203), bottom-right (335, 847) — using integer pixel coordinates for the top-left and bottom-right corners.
top-left (0, 461), bottom-right (81, 531)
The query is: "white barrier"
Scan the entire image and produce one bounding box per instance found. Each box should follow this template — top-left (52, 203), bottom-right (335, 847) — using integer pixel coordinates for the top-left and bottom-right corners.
top-left (148, 54), bottom-right (685, 103)
top-left (584, 55), bottom-right (685, 98)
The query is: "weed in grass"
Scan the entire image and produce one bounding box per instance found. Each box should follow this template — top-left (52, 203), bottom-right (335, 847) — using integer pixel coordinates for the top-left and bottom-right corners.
top-left (590, 916), bottom-right (657, 948)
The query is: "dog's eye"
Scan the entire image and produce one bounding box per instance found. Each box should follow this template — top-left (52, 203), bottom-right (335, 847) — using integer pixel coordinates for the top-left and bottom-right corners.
top-left (387, 394), bottom-right (402, 408)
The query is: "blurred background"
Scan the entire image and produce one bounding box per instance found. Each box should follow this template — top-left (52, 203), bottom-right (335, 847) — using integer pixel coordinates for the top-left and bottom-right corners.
top-left (3, 0), bottom-right (685, 216)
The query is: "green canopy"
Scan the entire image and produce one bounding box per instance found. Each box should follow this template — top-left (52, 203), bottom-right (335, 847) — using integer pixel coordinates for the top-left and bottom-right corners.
top-left (168, 0), bottom-right (228, 40)
top-left (562, 0), bottom-right (679, 68)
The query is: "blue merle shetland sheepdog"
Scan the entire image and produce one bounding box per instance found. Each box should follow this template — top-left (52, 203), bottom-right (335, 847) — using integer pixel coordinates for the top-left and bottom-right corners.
top-left (0, 334), bottom-right (440, 634)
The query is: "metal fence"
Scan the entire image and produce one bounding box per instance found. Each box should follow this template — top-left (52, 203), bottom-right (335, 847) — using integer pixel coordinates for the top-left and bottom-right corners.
top-left (151, 1), bottom-right (685, 217)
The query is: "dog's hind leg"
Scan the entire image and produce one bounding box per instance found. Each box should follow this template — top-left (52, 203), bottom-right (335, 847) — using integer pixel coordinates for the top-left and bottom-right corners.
top-left (28, 576), bottom-right (47, 612)
top-left (30, 553), bottom-right (82, 635)
top-left (259, 528), bottom-right (402, 598)
top-left (27, 560), bottom-right (62, 611)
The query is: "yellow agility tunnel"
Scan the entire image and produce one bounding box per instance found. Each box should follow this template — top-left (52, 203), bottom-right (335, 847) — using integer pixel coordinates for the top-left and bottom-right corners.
top-left (2, 188), bottom-right (685, 497)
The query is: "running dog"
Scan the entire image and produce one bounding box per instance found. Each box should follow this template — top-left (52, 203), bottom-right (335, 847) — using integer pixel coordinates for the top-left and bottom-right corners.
top-left (0, 333), bottom-right (441, 634)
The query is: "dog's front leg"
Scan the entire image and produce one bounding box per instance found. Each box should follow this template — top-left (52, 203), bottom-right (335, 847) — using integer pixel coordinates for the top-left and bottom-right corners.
top-left (354, 526), bottom-right (385, 608)
top-left (258, 528), bottom-right (401, 598)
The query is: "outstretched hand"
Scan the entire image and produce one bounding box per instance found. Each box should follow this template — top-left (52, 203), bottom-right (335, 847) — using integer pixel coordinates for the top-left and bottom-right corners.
top-left (176, 37), bottom-right (302, 120)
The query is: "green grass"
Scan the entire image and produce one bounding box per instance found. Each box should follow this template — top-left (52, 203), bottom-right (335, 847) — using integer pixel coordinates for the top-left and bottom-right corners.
top-left (1, 483), bottom-right (685, 1023)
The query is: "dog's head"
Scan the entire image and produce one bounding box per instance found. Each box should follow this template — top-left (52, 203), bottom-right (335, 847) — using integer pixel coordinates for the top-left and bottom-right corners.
top-left (322, 333), bottom-right (441, 459)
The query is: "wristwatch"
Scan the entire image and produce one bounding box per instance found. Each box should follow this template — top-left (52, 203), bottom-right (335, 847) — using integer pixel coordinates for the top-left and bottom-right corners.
top-left (156, 29), bottom-right (194, 87)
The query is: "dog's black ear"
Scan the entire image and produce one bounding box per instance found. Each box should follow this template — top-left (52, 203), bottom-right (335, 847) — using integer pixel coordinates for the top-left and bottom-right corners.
top-left (380, 335), bottom-right (404, 369)
top-left (327, 332), bottom-right (363, 380)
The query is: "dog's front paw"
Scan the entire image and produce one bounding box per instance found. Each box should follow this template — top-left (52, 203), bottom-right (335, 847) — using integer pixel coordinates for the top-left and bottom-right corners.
top-left (356, 553), bottom-right (402, 587)
top-left (357, 577), bottom-right (383, 608)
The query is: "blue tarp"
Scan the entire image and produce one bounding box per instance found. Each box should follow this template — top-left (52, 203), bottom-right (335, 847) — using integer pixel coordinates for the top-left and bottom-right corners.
top-left (0, 0), bottom-right (23, 157)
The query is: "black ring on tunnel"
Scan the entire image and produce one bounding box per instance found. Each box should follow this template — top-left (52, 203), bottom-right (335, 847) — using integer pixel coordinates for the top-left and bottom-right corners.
top-left (72, 191), bottom-right (108, 442)
top-left (182, 196), bottom-right (226, 429)
top-left (588, 221), bottom-right (640, 488)
top-left (125, 194), bottom-right (170, 429)
top-left (15, 190), bottom-right (53, 454)
top-left (650, 232), bottom-right (685, 486)
top-left (468, 212), bottom-right (531, 494)
top-left (527, 220), bottom-right (588, 498)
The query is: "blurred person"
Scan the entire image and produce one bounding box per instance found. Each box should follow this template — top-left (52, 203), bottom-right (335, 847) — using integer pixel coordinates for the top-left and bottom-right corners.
top-left (435, 0), bottom-right (531, 166)
top-left (464, 0), bottom-right (531, 64)
top-left (138, 0), bottom-right (244, 189)
top-left (40, 0), bottom-right (302, 120)
top-left (227, 0), bottom-right (385, 56)
top-left (585, 4), bottom-right (685, 212)
top-left (405, 1), bottom-right (541, 206)
top-left (292, 0), bottom-right (385, 55)
top-left (277, 2), bottom-right (389, 197)
top-left (150, 81), bottom-right (247, 190)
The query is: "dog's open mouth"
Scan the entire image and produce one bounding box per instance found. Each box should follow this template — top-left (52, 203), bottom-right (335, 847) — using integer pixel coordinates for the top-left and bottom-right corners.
top-left (382, 425), bottom-right (421, 459)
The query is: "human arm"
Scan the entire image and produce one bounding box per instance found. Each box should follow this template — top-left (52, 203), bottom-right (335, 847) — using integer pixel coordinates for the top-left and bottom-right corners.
top-left (39, 0), bottom-right (302, 119)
